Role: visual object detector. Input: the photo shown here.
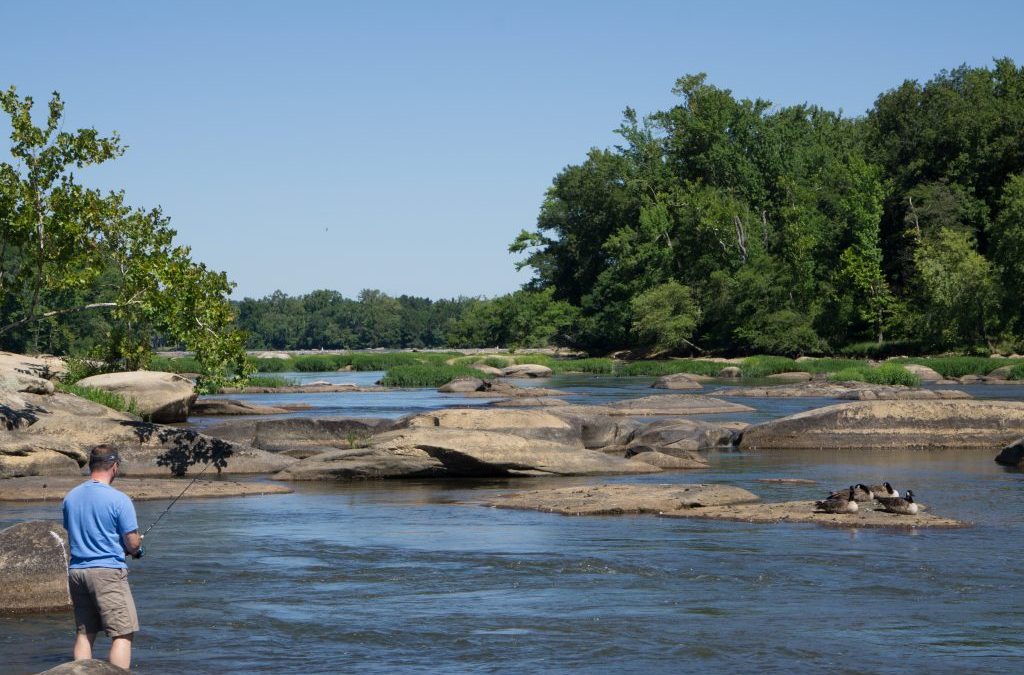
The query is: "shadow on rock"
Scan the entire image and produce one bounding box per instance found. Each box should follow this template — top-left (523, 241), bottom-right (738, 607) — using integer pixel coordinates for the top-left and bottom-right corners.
top-left (120, 421), bottom-right (234, 476)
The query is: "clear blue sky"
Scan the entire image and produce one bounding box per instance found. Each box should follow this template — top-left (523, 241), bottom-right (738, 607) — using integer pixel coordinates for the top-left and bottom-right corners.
top-left (3, 1), bottom-right (1023, 300)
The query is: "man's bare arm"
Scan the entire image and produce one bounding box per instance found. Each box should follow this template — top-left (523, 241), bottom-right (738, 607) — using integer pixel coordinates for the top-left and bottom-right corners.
top-left (123, 530), bottom-right (142, 555)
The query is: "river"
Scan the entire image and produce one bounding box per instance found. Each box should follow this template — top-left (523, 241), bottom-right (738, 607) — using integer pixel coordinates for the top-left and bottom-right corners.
top-left (2, 373), bottom-right (1023, 673)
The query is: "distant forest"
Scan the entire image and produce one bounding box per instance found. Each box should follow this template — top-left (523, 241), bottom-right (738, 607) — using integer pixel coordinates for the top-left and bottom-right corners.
top-left (6, 59), bottom-right (1024, 360)
top-left (239, 59), bottom-right (1024, 357)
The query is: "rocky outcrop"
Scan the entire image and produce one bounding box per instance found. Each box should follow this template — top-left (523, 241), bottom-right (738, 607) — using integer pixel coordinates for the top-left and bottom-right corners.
top-left (739, 400), bottom-right (1024, 450)
top-left (651, 373), bottom-right (702, 390)
top-left (659, 500), bottom-right (963, 529)
top-left (0, 351), bottom-right (65, 381)
top-left (501, 364), bottom-right (553, 378)
top-left (1, 391), bottom-right (294, 477)
top-left (437, 377), bottom-right (487, 393)
top-left (629, 418), bottom-right (746, 451)
top-left (486, 483), bottom-right (759, 515)
top-left (402, 408), bottom-right (583, 446)
top-left (624, 447), bottom-right (708, 469)
top-left (76, 371), bottom-right (197, 423)
top-left (0, 520), bottom-right (71, 613)
top-left (0, 476), bottom-right (292, 502)
top-left (605, 394), bottom-right (753, 416)
top-left (203, 416), bottom-right (398, 457)
top-left (995, 437), bottom-right (1024, 466)
top-left (274, 427), bottom-right (658, 480)
top-left (711, 383), bottom-right (970, 400)
top-left (901, 364), bottom-right (943, 382)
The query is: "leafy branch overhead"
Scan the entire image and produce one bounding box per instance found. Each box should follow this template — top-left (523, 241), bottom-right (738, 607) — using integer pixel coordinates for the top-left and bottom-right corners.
top-left (0, 87), bottom-right (251, 389)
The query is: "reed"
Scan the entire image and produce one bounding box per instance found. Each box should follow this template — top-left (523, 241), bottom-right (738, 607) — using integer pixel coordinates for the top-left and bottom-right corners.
top-left (380, 364), bottom-right (492, 388)
top-left (616, 359), bottom-right (724, 377)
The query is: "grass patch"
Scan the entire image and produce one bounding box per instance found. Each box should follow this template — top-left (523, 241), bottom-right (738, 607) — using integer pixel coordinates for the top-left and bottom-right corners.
top-left (245, 375), bottom-right (300, 388)
top-left (247, 357), bottom-right (293, 373)
top-left (828, 363), bottom-right (921, 387)
top-left (740, 356), bottom-right (798, 378)
top-left (57, 382), bottom-right (144, 417)
top-left (901, 357), bottom-right (1011, 378)
top-left (380, 365), bottom-right (494, 388)
top-left (1008, 364), bottom-right (1024, 381)
top-left (616, 359), bottom-right (724, 377)
top-left (149, 355), bottom-right (203, 373)
top-left (554, 358), bottom-right (615, 374)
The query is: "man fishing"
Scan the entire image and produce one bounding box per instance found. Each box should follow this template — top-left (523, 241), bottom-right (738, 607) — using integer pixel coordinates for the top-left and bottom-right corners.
top-left (62, 444), bottom-right (144, 670)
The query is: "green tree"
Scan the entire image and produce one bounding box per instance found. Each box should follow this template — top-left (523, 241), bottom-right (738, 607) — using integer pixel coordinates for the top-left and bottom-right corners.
top-left (988, 174), bottom-right (1024, 331)
top-left (0, 87), bottom-right (250, 388)
top-left (630, 281), bottom-right (700, 353)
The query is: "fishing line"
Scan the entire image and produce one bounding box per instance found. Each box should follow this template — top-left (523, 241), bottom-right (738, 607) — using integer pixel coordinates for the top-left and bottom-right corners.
top-left (133, 461), bottom-right (215, 558)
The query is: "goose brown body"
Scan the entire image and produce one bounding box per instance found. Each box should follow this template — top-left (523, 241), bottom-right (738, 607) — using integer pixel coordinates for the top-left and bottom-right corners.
top-left (877, 489), bottom-right (919, 515)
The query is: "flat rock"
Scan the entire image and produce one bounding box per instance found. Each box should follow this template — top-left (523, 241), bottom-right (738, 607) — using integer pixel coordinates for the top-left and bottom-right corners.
top-left (490, 397), bottom-right (572, 407)
top-left (0, 520), bottom-right (71, 613)
top-left (652, 373), bottom-right (702, 390)
top-left (438, 377), bottom-right (487, 393)
top-left (402, 407), bottom-right (582, 446)
top-left (630, 418), bottom-right (747, 451)
top-left (76, 371), bottom-right (197, 423)
top-left (0, 351), bottom-right (65, 381)
top-left (501, 364), bottom-right (553, 378)
top-left (0, 476), bottom-right (292, 502)
top-left (712, 383), bottom-right (970, 400)
top-left (486, 483), bottom-right (759, 515)
top-left (190, 398), bottom-right (296, 416)
top-left (460, 382), bottom-right (566, 398)
top-left (605, 394), bottom-right (754, 416)
top-left (204, 416), bottom-right (398, 453)
top-left (0, 392), bottom-right (295, 477)
top-left (660, 500), bottom-right (964, 529)
top-left (276, 428), bottom-right (658, 481)
top-left (739, 400), bottom-right (1024, 450)
top-left (625, 448), bottom-right (709, 469)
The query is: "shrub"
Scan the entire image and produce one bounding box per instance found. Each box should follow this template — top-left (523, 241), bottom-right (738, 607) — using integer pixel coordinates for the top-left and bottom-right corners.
top-left (149, 355), bottom-right (204, 374)
top-left (62, 357), bottom-right (109, 385)
top-left (828, 363), bottom-right (920, 386)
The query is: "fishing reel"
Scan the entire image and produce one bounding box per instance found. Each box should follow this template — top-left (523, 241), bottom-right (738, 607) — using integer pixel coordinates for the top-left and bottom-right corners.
top-left (131, 546), bottom-right (144, 560)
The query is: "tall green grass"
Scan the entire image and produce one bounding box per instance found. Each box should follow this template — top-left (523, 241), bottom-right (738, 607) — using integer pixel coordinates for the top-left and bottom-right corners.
top-left (828, 362), bottom-right (921, 386)
top-left (57, 382), bottom-right (144, 417)
top-left (740, 356), bottom-right (797, 378)
top-left (380, 365), bottom-right (492, 388)
top-left (1008, 364), bottom-right (1024, 381)
top-left (902, 357), bottom-right (1011, 378)
top-left (149, 355), bottom-right (203, 373)
top-left (616, 359), bottom-right (724, 377)
top-left (244, 375), bottom-right (300, 388)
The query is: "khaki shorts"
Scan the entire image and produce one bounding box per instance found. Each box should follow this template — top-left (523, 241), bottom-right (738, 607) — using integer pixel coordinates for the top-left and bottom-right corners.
top-left (68, 567), bottom-right (140, 637)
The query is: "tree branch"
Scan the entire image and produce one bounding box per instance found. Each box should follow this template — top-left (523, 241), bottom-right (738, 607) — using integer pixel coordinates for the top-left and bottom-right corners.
top-left (0, 301), bottom-right (139, 335)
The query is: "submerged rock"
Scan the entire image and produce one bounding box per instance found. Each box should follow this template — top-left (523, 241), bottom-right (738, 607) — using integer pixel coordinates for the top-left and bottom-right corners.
top-left (739, 400), bottom-right (1024, 450)
top-left (0, 520), bottom-right (71, 614)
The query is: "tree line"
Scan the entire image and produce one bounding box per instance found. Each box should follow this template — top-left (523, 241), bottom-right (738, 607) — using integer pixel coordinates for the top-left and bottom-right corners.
top-left (510, 58), bottom-right (1024, 356)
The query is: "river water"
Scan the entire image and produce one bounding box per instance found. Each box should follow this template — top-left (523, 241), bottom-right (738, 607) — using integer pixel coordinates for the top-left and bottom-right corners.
top-left (3, 374), bottom-right (1024, 673)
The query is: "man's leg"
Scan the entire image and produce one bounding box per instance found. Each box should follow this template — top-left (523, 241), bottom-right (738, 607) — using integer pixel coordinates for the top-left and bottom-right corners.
top-left (109, 633), bottom-right (133, 669)
top-left (72, 631), bottom-right (96, 661)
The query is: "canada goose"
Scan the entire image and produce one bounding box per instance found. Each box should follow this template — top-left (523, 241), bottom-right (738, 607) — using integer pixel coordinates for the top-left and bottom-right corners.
top-left (828, 483), bottom-right (874, 502)
top-left (816, 486), bottom-right (859, 514)
top-left (869, 482), bottom-right (899, 499)
top-left (877, 489), bottom-right (918, 515)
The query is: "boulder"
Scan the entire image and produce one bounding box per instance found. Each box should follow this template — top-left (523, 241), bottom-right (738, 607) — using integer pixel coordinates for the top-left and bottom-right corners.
top-left (469, 363), bottom-right (505, 376)
top-left (651, 373), bottom-right (702, 390)
top-left (1, 371), bottom-right (55, 395)
top-left (606, 394), bottom-right (754, 416)
top-left (901, 364), bottom-right (943, 382)
top-left (0, 351), bottom-right (65, 381)
top-left (739, 400), bottom-right (1024, 450)
top-left (624, 447), bottom-right (709, 469)
top-left (1, 447), bottom-right (82, 479)
top-left (0, 391), bottom-right (294, 477)
top-left (630, 418), bottom-right (746, 451)
top-left (402, 408), bottom-right (582, 446)
top-left (76, 371), bottom-right (197, 423)
top-left (275, 427), bottom-right (657, 480)
top-left (995, 437), bottom-right (1024, 466)
top-left (38, 660), bottom-right (130, 674)
top-left (986, 365), bottom-right (1014, 380)
top-left (487, 483), bottom-right (759, 515)
top-left (765, 371), bottom-right (812, 383)
top-left (0, 520), bottom-right (71, 613)
top-left (203, 416), bottom-right (398, 454)
top-left (717, 366), bottom-right (742, 378)
top-left (437, 377), bottom-right (487, 393)
top-left (500, 364), bottom-right (553, 378)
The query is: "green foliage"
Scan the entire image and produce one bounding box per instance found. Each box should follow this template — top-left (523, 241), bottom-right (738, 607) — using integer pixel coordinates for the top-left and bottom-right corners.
top-left (379, 365), bottom-right (492, 388)
top-left (149, 355), bottom-right (203, 373)
top-left (553, 358), bottom-right (615, 374)
top-left (616, 359), bottom-right (724, 377)
top-left (56, 382), bottom-right (143, 416)
top-left (245, 375), bottom-right (299, 388)
top-left (630, 281), bottom-right (701, 353)
top-left (828, 363), bottom-right (921, 387)
top-left (740, 356), bottom-right (798, 378)
top-left (0, 87), bottom-right (249, 390)
top-left (61, 356), bottom-right (108, 385)
top-left (902, 356), bottom-right (1010, 378)
top-left (839, 339), bottom-right (923, 358)
top-left (1008, 364), bottom-right (1024, 380)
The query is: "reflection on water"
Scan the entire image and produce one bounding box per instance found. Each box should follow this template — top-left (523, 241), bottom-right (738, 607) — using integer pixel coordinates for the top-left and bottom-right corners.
top-left (3, 374), bottom-right (1024, 673)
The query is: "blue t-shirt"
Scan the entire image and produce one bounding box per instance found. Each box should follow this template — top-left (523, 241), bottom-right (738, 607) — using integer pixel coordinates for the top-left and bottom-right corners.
top-left (62, 480), bottom-right (139, 569)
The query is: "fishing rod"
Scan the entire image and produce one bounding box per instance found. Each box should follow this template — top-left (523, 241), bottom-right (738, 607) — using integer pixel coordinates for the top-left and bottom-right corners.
top-left (132, 461), bottom-right (214, 558)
